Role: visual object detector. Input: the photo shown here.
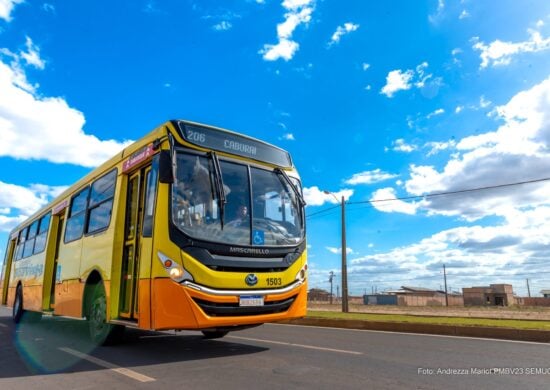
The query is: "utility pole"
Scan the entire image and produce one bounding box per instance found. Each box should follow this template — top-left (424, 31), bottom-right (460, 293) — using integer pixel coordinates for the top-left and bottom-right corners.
top-left (323, 191), bottom-right (349, 313)
top-left (329, 271), bottom-right (334, 305)
top-left (337, 285), bottom-right (340, 300)
top-left (526, 279), bottom-right (531, 297)
top-left (443, 264), bottom-right (449, 307)
top-left (341, 195), bottom-right (349, 313)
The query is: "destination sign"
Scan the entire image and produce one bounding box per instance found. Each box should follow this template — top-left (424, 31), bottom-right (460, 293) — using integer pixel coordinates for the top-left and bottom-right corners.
top-left (175, 121), bottom-right (292, 168)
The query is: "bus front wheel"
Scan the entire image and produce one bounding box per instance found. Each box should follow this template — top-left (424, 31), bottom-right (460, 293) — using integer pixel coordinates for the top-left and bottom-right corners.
top-left (88, 283), bottom-right (124, 345)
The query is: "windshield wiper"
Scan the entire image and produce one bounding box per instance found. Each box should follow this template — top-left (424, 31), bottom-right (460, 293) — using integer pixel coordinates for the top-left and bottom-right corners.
top-left (275, 168), bottom-right (306, 214)
top-left (209, 152), bottom-right (227, 229)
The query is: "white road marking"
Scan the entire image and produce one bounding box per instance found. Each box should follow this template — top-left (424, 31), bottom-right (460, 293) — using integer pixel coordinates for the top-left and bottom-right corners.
top-left (59, 347), bottom-right (155, 383)
top-left (270, 323), bottom-right (550, 346)
top-left (227, 335), bottom-right (363, 355)
top-left (0, 323), bottom-right (8, 328)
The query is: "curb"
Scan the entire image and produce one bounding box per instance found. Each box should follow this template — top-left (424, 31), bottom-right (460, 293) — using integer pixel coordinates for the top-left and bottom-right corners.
top-left (279, 317), bottom-right (550, 343)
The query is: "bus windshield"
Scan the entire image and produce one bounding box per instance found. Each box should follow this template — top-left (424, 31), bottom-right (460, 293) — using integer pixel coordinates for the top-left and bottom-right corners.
top-left (171, 152), bottom-right (304, 247)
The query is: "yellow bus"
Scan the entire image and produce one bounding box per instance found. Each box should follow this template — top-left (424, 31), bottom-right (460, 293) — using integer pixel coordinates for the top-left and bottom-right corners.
top-left (0, 120), bottom-right (307, 344)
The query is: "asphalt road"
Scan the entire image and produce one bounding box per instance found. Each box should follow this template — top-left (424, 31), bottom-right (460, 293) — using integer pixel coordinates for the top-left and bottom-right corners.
top-left (1, 306), bottom-right (549, 390)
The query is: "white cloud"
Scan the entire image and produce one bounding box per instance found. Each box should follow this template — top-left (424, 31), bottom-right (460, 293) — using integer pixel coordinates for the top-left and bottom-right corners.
top-left (424, 140), bottom-right (457, 156)
top-left (362, 63), bottom-right (370, 71)
top-left (479, 95), bottom-right (492, 108)
top-left (428, 0), bottom-right (445, 24)
top-left (303, 186), bottom-right (353, 207)
top-left (451, 48), bottom-right (462, 56)
top-left (212, 21), bottom-right (232, 31)
top-left (0, 0), bottom-right (23, 22)
top-left (0, 40), bottom-right (133, 167)
top-left (0, 181), bottom-right (68, 232)
top-left (392, 138), bottom-right (417, 153)
top-left (536, 20), bottom-right (544, 28)
top-left (455, 105), bottom-right (464, 113)
top-left (326, 247), bottom-right (354, 255)
top-left (405, 75), bottom-right (550, 221)
top-left (459, 10), bottom-right (470, 20)
top-left (381, 62), bottom-right (439, 98)
top-left (473, 29), bottom-right (550, 69)
top-left (42, 3), bottom-right (55, 13)
top-left (426, 108), bottom-right (445, 119)
top-left (259, 0), bottom-right (314, 61)
top-left (345, 169), bottom-right (398, 185)
top-left (328, 22), bottom-right (359, 47)
top-left (282, 133), bottom-right (295, 140)
top-left (20, 37), bottom-right (45, 70)
top-left (349, 207), bottom-right (550, 295)
top-left (261, 39), bottom-right (299, 61)
top-left (380, 69), bottom-right (414, 97)
top-left (370, 187), bottom-right (419, 215)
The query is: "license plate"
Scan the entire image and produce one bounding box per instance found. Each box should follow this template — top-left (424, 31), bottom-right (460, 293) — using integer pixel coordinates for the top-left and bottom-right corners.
top-left (239, 295), bottom-right (264, 307)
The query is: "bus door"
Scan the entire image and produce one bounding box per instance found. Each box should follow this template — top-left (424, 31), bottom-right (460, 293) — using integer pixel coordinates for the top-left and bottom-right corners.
top-left (47, 214), bottom-right (65, 308)
top-left (120, 165), bottom-right (155, 321)
top-left (1, 237), bottom-right (16, 305)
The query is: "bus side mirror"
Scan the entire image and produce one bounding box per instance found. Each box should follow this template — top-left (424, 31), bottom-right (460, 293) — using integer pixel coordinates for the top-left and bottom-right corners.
top-left (158, 150), bottom-right (174, 184)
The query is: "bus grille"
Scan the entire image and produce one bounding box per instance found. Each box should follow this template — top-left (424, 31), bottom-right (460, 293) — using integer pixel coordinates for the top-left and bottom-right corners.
top-left (193, 296), bottom-right (296, 317)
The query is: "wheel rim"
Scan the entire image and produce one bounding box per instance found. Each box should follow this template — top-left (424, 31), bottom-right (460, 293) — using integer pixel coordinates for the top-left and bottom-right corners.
top-left (90, 296), bottom-right (107, 339)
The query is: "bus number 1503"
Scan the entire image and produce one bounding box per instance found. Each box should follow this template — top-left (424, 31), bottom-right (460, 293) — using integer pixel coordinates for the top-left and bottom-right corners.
top-left (266, 277), bottom-right (282, 286)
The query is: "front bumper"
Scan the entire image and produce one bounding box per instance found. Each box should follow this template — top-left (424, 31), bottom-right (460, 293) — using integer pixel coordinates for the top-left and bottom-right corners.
top-left (151, 278), bottom-right (307, 330)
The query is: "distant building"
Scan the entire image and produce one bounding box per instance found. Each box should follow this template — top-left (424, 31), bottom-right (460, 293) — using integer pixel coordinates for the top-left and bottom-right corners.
top-left (365, 286), bottom-right (463, 306)
top-left (541, 290), bottom-right (550, 298)
top-left (308, 288), bottom-right (332, 302)
top-left (392, 286), bottom-right (445, 297)
top-left (462, 284), bottom-right (515, 306)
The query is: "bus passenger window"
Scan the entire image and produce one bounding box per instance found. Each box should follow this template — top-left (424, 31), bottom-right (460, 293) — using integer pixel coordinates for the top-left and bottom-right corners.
top-left (23, 220), bottom-right (39, 258)
top-left (65, 187), bottom-right (89, 243)
top-left (15, 228), bottom-right (26, 261)
top-left (87, 169), bottom-right (117, 234)
top-left (34, 212), bottom-right (51, 254)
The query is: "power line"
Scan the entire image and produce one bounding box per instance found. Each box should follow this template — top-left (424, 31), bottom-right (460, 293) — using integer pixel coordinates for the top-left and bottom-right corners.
top-left (349, 176), bottom-right (550, 205)
top-left (306, 204), bottom-right (340, 218)
top-left (306, 176), bottom-right (550, 219)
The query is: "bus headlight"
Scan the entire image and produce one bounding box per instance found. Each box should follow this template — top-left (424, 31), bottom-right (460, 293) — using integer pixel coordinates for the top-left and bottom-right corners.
top-left (158, 251), bottom-right (193, 283)
top-left (295, 262), bottom-right (307, 282)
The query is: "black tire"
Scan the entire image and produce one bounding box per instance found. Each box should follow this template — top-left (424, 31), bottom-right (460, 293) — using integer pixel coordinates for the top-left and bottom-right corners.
top-left (201, 330), bottom-right (229, 339)
top-left (12, 285), bottom-right (23, 324)
top-left (88, 283), bottom-right (124, 345)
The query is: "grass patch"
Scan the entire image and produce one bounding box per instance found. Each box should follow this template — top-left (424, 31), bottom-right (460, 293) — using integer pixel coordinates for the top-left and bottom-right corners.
top-left (307, 310), bottom-right (550, 330)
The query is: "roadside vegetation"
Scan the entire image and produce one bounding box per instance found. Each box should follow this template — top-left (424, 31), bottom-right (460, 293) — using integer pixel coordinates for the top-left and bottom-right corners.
top-left (307, 310), bottom-right (550, 330)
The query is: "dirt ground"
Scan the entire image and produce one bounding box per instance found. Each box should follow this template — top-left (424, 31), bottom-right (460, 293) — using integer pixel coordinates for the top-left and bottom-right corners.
top-left (307, 302), bottom-right (550, 320)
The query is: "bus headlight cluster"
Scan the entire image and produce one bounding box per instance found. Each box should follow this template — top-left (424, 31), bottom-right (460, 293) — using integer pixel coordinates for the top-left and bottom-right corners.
top-left (295, 262), bottom-right (307, 282)
top-left (158, 251), bottom-right (193, 283)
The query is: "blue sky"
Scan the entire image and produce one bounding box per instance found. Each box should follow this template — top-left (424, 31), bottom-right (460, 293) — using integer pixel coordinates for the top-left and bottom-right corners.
top-left (1, 0), bottom-right (550, 296)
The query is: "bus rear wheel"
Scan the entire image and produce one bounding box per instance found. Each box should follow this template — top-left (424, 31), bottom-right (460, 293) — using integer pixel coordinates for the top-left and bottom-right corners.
top-left (13, 285), bottom-right (24, 324)
top-left (88, 283), bottom-right (124, 345)
top-left (201, 330), bottom-right (229, 339)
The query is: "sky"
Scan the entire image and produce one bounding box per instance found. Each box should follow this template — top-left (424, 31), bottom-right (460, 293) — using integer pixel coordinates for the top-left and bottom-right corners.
top-left (1, 0), bottom-right (550, 297)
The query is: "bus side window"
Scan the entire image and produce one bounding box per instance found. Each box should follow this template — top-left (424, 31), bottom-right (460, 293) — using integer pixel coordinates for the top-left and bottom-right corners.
top-left (23, 220), bottom-right (39, 258)
top-left (87, 169), bottom-right (117, 234)
top-left (65, 187), bottom-right (90, 243)
top-left (34, 212), bottom-right (51, 254)
top-left (15, 228), bottom-right (26, 261)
